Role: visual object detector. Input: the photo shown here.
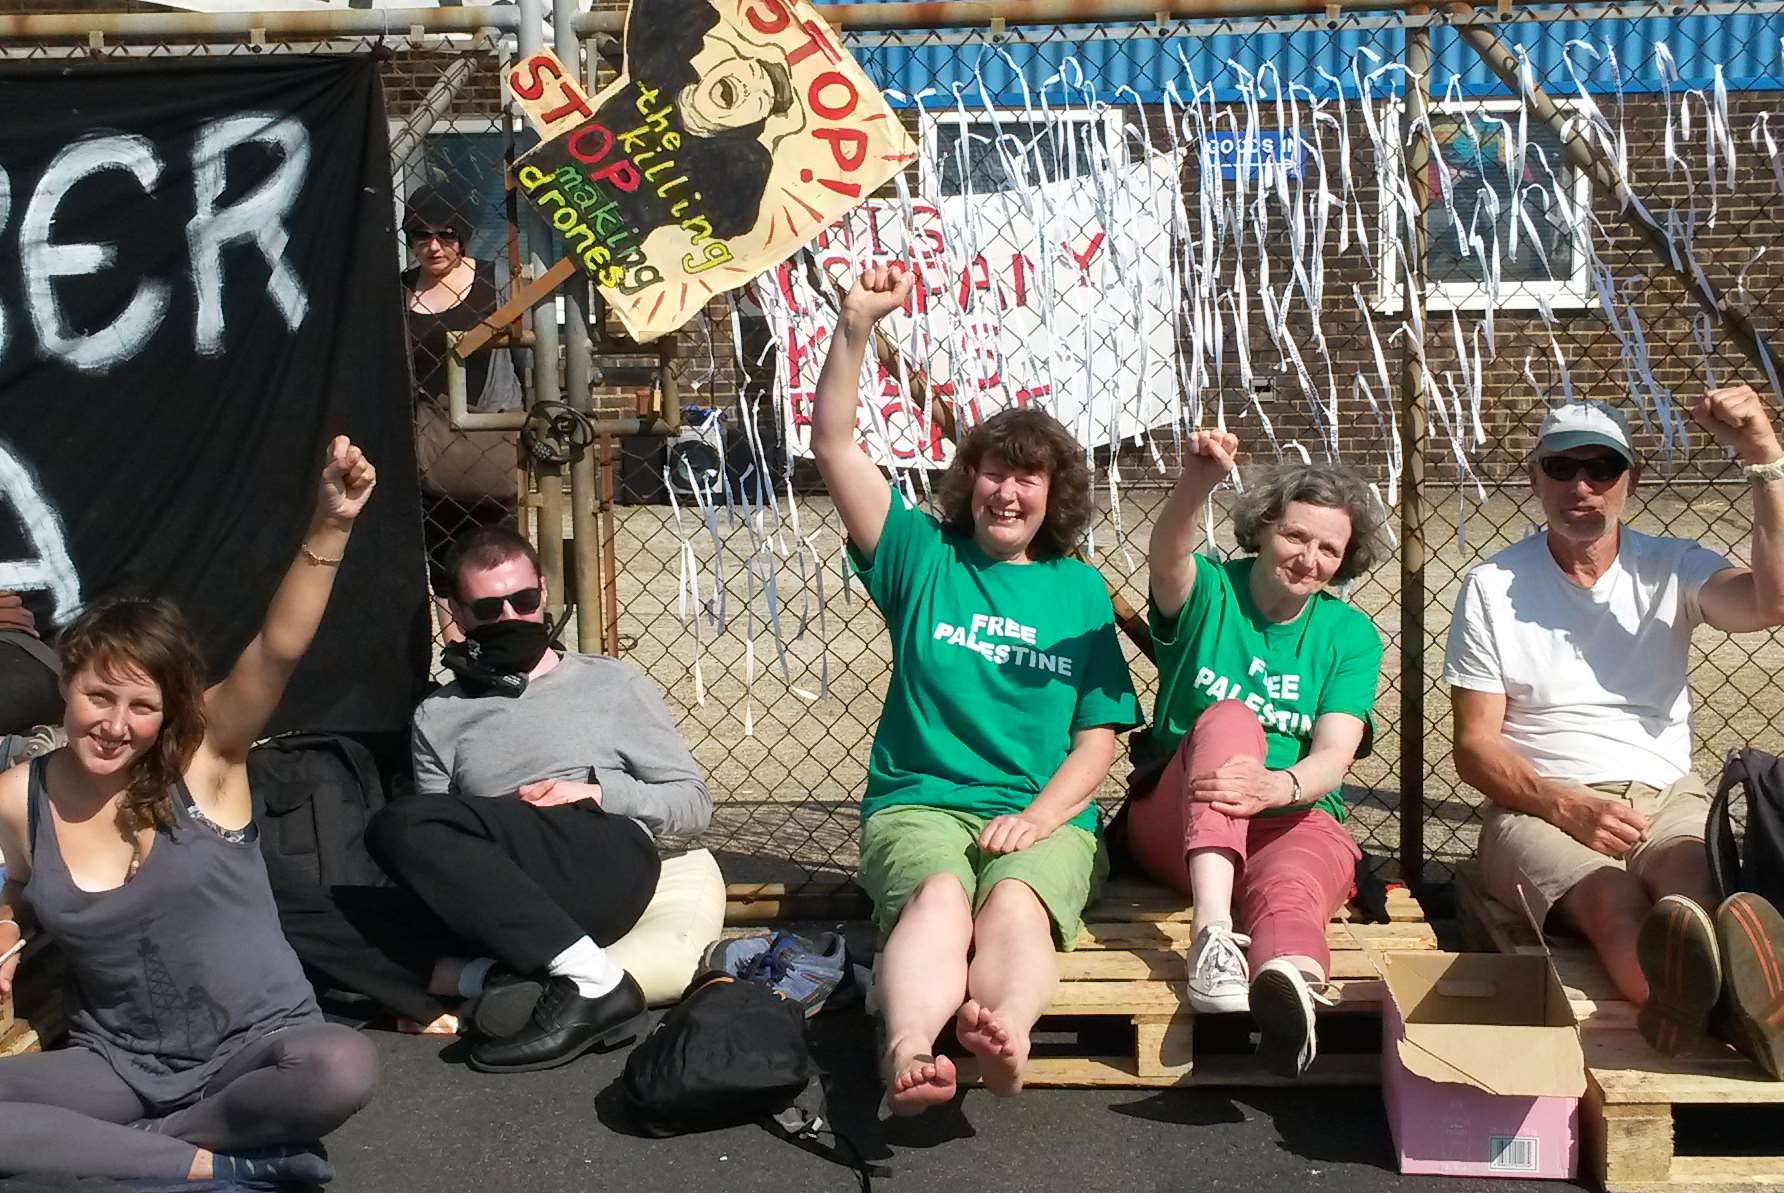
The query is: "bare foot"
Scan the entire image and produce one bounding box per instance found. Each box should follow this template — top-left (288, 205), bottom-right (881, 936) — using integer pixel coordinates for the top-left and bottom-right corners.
top-left (956, 999), bottom-right (1027, 1096)
top-left (884, 1046), bottom-right (957, 1116)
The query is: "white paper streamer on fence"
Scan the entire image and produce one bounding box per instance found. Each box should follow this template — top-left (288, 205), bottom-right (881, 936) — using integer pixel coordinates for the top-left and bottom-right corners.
top-left (753, 151), bottom-right (1188, 469)
top-left (650, 26), bottom-right (1784, 732)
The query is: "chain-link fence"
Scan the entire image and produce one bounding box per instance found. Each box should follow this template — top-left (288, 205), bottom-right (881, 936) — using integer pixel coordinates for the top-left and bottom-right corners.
top-left (606, 2), bottom-right (1784, 892)
top-left (9, 2), bottom-right (1784, 896)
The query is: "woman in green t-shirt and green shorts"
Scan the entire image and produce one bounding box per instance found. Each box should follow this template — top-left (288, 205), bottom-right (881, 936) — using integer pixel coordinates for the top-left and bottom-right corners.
top-left (1117, 430), bottom-right (1386, 1080)
top-left (812, 266), bottom-right (1140, 1116)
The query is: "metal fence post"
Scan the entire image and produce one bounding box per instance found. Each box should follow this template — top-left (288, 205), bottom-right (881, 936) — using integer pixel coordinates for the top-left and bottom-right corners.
top-left (554, 0), bottom-right (593, 415)
top-left (553, 0), bottom-right (605, 653)
top-left (387, 52), bottom-right (478, 181)
top-left (1399, 15), bottom-right (1432, 889)
top-left (515, 0), bottom-right (566, 618)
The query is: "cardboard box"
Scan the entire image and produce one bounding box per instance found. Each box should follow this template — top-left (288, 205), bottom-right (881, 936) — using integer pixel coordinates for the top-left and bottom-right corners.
top-left (1381, 951), bottom-right (1585, 1180)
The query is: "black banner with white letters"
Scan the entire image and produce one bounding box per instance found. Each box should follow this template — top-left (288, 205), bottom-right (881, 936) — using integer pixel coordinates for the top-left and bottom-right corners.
top-left (0, 56), bottom-right (429, 733)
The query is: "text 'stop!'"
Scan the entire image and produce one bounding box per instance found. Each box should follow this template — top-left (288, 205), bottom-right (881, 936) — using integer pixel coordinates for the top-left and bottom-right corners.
top-left (509, 0), bottom-right (916, 343)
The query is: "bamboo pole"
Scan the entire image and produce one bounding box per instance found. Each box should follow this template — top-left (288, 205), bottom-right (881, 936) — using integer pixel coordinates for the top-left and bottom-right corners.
top-left (601, 436), bottom-right (622, 656)
top-left (1452, 14), bottom-right (1781, 390)
top-left (1399, 18), bottom-right (1432, 889)
top-left (537, 469), bottom-right (567, 623)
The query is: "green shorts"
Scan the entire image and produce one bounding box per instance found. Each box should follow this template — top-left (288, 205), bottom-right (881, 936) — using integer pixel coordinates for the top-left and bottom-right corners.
top-left (858, 805), bottom-right (1106, 950)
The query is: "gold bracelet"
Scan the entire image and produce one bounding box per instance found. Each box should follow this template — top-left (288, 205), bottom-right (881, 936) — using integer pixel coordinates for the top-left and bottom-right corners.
top-left (301, 543), bottom-right (344, 567)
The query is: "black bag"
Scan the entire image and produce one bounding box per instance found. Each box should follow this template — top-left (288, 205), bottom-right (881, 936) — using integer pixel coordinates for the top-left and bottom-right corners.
top-left (1707, 746), bottom-right (1784, 908)
top-left (621, 974), bottom-right (878, 1191)
top-left (623, 973), bottom-right (813, 1135)
top-left (248, 732), bottom-right (389, 889)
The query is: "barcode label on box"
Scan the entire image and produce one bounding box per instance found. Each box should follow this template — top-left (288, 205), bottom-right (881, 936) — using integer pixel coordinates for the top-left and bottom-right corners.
top-left (1489, 1136), bottom-right (1539, 1172)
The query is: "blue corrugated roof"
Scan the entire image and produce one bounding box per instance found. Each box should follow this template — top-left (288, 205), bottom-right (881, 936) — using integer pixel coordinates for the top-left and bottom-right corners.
top-left (830, 12), bottom-right (1783, 105)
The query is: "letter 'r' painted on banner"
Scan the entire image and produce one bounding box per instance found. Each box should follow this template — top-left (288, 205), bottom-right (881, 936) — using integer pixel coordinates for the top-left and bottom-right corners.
top-left (188, 114), bottom-right (311, 356)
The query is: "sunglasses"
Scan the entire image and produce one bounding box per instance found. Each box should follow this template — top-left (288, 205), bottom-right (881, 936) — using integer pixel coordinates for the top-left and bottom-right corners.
top-left (465, 587), bottom-right (542, 621)
top-left (406, 228), bottom-right (460, 246)
top-left (1539, 455), bottom-right (1630, 484)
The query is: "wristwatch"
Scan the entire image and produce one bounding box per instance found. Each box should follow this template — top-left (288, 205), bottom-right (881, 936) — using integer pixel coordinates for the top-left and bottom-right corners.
top-left (1283, 768), bottom-right (1304, 805)
top-left (1745, 458), bottom-right (1784, 485)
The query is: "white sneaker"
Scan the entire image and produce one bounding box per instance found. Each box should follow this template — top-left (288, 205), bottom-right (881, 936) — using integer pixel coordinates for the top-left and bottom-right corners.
top-left (1185, 924), bottom-right (1252, 1013)
top-left (1252, 957), bottom-right (1317, 1078)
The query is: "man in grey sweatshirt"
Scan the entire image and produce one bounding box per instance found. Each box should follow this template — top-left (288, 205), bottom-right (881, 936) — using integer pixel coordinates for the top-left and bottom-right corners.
top-left (367, 526), bottom-right (711, 1074)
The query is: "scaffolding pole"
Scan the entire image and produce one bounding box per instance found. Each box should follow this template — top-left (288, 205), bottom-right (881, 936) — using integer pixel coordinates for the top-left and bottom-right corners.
top-left (1399, 18), bottom-right (1432, 889)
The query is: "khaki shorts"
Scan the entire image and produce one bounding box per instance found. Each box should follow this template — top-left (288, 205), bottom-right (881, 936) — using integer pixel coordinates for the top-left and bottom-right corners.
top-left (1479, 773), bottom-right (1711, 928)
top-left (858, 805), bottom-right (1106, 950)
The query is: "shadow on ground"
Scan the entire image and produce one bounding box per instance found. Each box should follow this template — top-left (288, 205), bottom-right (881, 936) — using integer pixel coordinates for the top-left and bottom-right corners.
top-left (322, 1009), bottom-right (1588, 1193)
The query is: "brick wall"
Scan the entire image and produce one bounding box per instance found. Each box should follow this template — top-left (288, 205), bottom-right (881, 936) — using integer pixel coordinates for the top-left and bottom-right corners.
top-left (15, 10), bottom-right (1772, 476)
top-left (1117, 93), bottom-right (1779, 489)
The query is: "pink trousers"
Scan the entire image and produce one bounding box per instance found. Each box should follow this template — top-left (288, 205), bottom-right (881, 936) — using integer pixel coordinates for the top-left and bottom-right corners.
top-left (1123, 700), bottom-right (1361, 973)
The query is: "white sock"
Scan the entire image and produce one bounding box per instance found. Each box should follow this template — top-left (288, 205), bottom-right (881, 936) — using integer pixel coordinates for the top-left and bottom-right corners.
top-left (547, 937), bottom-right (623, 999)
top-left (456, 957), bottom-right (497, 999)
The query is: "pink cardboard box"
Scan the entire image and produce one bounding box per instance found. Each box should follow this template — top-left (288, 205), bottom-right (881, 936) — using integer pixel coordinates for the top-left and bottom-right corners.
top-left (1381, 951), bottom-right (1584, 1180)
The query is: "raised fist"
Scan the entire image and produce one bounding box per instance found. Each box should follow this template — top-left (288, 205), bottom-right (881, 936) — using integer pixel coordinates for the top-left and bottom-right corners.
top-left (1182, 429), bottom-right (1240, 481)
top-left (839, 264), bottom-right (915, 328)
top-left (1694, 385), bottom-right (1782, 466)
top-left (319, 435), bottom-right (377, 524)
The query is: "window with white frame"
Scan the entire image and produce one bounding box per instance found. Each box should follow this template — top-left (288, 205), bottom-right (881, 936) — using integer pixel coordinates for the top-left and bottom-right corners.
top-left (920, 107), bottom-right (1127, 197)
top-left (1377, 98), bottom-right (1593, 312)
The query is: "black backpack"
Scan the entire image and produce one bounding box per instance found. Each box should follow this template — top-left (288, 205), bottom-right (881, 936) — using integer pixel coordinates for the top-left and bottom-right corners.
top-left (621, 973), bottom-right (877, 1190)
top-left (247, 732), bottom-right (389, 889)
top-left (623, 973), bottom-right (813, 1134)
top-left (1707, 746), bottom-right (1784, 908)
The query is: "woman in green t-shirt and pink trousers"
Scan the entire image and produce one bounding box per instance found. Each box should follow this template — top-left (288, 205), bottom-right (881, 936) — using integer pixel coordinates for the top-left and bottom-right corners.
top-left (1116, 430), bottom-right (1386, 1079)
top-left (812, 267), bottom-right (1140, 1116)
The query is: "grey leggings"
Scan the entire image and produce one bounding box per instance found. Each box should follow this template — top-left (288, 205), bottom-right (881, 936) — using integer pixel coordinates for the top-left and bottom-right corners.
top-left (0, 1022), bottom-right (377, 1180)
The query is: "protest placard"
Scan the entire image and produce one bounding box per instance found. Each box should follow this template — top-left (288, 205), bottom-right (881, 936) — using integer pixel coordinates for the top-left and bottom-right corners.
top-left (507, 0), bottom-right (916, 342)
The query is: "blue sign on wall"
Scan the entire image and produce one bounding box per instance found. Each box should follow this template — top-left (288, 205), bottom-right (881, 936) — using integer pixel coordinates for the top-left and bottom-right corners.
top-left (1200, 130), bottom-right (1303, 179)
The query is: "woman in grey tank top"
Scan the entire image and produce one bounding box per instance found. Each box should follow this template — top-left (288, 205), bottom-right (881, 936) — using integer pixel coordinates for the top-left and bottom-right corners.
top-left (0, 438), bottom-right (381, 1185)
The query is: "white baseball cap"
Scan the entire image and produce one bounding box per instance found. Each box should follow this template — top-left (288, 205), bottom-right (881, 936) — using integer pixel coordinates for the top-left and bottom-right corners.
top-left (1535, 401), bottom-right (1635, 467)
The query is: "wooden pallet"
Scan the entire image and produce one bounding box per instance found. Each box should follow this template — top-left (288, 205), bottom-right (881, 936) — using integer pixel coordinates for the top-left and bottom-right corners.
top-left (1457, 865), bottom-right (1784, 1192)
top-left (0, 938), bottom-right (66, 1059)
top-left (955, 877), bottom-right (1434, 1088)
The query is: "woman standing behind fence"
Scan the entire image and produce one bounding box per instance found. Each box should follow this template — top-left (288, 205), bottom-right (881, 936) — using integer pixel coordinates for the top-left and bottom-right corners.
top-left (402, 186), bottom-right (523, 636)
top-left (813, 265), bottom-right (1139, 1114)
top-left (1116, 432), bottom-right (1386, 1079)
top-left (0, 438), bottom-right (380, 1184)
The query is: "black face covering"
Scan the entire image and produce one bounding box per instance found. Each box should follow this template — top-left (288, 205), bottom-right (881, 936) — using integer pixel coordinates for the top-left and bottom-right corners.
top-left (439, 618), bottom-right (554, 697)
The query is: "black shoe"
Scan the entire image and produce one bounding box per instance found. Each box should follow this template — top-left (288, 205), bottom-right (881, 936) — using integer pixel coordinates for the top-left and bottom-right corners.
top-left (466, 973), bottom-right (648, 1074)
top-left (466, 968), bottom-right (545, 1040)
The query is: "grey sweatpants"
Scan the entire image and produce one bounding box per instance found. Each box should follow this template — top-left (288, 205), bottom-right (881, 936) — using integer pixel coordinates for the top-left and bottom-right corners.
top-left (0, 1022), bottom-right (376, 1180)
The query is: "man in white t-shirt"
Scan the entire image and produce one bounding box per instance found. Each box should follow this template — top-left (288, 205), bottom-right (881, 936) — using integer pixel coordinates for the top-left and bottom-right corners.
top-left (1446, 388), bottom-right (1784, 1070)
